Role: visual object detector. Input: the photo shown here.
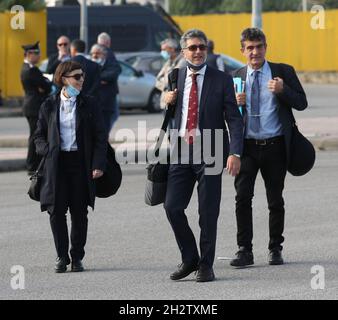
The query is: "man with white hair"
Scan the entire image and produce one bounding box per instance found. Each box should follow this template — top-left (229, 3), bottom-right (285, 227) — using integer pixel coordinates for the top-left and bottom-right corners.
top-left (90, 43), bottom-right (121, 135)
top-left (97, 32), bottom-right (121, 129)
top-left (156, 38), bottom-right (186, 110)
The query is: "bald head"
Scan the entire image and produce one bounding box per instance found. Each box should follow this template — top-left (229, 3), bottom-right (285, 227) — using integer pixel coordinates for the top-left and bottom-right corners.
top-left (56, 35), bottom-right (70, 54)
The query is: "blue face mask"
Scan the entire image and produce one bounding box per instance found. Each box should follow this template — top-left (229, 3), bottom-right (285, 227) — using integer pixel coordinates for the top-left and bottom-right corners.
top-left (65, 84), bottom-right (80, 97)
top-left (161, 50), bottom-right (170, 60)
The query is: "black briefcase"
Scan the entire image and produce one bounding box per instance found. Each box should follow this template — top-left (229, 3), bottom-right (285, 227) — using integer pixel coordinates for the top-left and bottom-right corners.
top-left (27, 157), bottom-right (45, 202)
top-left (144, 68), bottom-right (178, 206)
top-left (288, 123), bottom-right (316, 176)
top-left (95, 143), bottom-right (122, 198)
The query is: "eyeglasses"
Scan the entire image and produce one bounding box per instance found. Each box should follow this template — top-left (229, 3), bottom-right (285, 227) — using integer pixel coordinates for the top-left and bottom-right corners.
top-left (63, 73), bottom-right (85, 81)
top-left (183, 44), bottom-right (207, 52)
top-left (57, 43), bottom-right (69, 47)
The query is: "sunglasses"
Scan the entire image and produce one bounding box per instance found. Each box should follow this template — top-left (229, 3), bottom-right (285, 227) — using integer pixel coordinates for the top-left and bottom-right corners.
top-left (58, 43), bottom-right (69, 47)
top-left (184, 44), bottom-right (207, 52)
top-left (63, 73), bottom-right (85, 81)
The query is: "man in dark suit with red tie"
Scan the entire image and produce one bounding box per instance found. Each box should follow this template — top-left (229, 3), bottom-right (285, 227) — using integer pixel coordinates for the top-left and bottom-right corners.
top-left (164, 29), bottom-right (244, 282)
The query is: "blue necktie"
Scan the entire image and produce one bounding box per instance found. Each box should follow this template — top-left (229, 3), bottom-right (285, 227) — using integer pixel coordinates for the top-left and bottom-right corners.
top-left (250, 70), bottom-right (260, 133)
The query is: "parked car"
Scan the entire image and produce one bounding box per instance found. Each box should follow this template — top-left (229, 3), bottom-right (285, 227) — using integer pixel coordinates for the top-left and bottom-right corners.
top-left (39, 59), bottom-right (162, 113)
top-left (116, 52), bottom-right (165, 76)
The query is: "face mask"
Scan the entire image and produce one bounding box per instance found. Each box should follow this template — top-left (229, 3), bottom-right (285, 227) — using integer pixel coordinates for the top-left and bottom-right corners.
top-left (186, 58), bottom-right (207, 71)
top-left (160, 50), bottom-right (170, 60)
top-left (92, 57), bottom-right (105, 66)
top-left (65, 84), bottom-right (80, 97)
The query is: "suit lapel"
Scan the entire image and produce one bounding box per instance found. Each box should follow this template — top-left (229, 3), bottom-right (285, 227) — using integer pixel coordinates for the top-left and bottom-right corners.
top-left (198, 66), bottom-right (212, 122)
top-left (175, 67), bottom-right (187, 130)
top-left (269, 62), bottom-right (279, 79)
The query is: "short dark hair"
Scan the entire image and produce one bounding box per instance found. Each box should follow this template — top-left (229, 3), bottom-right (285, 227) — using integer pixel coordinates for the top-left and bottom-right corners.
top-left (54, 60), bottom-right (83, 87)
top-left (71, 39), bottom-right (86, 53)
top-left (240, 28), bottom-right (266, 48)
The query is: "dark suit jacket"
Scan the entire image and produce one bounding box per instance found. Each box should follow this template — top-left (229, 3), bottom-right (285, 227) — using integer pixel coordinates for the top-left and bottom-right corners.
top-left (72, 55), bottom-right (101, 98)
top-left (231, 62), bottom-right (308, 164)
top-left (46, 53), bottom-right (60, 75)
top-left (168, 66), bottom-right (244, 165)
top-left (20, 63), bottom-right (52, 117)
top-left (97, 57), bottom-right (121, 111)
top-left (33, 92), bottom-right (107, 213)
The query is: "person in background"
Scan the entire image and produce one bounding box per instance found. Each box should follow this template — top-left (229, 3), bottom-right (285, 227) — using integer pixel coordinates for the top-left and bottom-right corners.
top-left (206, 40), bottom-right (224, 72)
top-left (90, 43), bottom-right (121, 136)
top-left (97, 32), bottom-right (121, 128)
top-left (46, 35), bottom-right (71, 75)
top-left (230, 28), bottom-right (308, 268)
top-left (34, 60), bottom-right (107, 273)
top-left (20, 41), bottom-right (51, 175)
top-left (71, 39), bottom-right (100, 98)
top-left (156, 38), bottom-right (186, 112)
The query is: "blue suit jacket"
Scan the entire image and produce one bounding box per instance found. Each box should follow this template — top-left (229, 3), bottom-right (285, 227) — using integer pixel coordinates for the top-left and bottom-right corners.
top-left (168, 66), bottom-right (244, 165)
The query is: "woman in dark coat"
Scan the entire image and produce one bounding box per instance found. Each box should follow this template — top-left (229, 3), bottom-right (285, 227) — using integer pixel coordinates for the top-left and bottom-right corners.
top-left (34, 60), bottom-right (107, 273)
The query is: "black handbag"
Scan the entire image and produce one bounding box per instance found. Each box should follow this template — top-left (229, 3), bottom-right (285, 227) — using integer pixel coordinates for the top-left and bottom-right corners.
top-left (95, 143), bottom-right (122, 198)
top-left (145, 68), bottom-right (178, 206)
top-left (27, 157), bottom-right (45, 202)
top-left (288, 121), bottom-right (316, 176)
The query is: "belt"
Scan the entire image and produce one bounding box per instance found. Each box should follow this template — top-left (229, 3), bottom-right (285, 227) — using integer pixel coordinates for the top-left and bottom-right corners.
top-left (245, 136), bottom-right (283, 146)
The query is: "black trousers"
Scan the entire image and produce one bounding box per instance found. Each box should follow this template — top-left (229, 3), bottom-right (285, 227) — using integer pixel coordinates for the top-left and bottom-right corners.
top-left (234, 137), bottom-right (287, 251)
top-left (164, 143), bottom-right (223, 268)
top-left (26, 116), bottom-right (41, 172)
top-left (49, 151), bottom-right (89, 261)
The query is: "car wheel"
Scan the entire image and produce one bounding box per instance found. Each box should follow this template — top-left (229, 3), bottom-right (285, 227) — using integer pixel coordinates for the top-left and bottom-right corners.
top-left (147, 89), bottom-right (162, 113)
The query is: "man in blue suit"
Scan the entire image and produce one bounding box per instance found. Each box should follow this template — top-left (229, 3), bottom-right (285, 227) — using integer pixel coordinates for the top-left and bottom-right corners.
top-left (164, 29), bottom-right (244, 282)
top-left (70, 39), bottom-right (100, 98)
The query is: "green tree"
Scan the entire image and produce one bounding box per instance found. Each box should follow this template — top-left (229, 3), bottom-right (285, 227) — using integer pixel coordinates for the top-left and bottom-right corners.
top-left (170, 0), bottom-right (223, 15)
top-left (0, 0), bottom-right (46, 12)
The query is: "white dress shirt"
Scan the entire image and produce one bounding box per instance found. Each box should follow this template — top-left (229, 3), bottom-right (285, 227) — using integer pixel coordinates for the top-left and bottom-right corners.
top-left (179, 65), bottom-right (206, 137)
top-left (59, 90), bottom-right (78, 151)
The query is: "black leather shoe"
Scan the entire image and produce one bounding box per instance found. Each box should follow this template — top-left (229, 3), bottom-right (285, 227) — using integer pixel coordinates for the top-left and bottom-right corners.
top-left (230, 247), bottom-right (254, 267)
top-left (54, 257), bottom-right (70, 273)
top-left (71, 259), bottom-right (84, 272)
top-left (268, 249), bottom-right (284, 265)
top-left (196, 266), bottom-right (215, 282)
top-left (170, 262), bottom-right (198, 280)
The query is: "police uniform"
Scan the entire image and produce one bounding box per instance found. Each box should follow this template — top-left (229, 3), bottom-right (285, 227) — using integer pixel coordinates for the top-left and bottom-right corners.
top-left (20, 41), bottom-right (51, 173)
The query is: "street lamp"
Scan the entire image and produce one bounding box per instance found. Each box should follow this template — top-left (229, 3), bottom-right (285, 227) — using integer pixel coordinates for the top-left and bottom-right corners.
top-left (80, 0), bottom-right (88, 47)
top-left (252, 0), bottom-right (262, 29)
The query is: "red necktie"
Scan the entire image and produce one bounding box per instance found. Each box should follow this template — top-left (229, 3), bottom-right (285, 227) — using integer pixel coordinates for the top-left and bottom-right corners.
top-left (185, 73), bottom-right (199, 144)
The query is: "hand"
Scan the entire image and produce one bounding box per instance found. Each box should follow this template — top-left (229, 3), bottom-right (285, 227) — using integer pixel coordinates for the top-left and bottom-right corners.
top-left (268, 77), bottom-right (284, 94)
top-left (92, 169), bottom-right (103, 179)
top-left (164, 88), bottom-right (178, 105)
top-left (235, 92), bottom-right (246, 106)
top-left (38, 87), bottom-right (45, 93)
top-left (101, 80), bottom-right (108, 85)
top-left (226, 155), bottom-right (241, 177)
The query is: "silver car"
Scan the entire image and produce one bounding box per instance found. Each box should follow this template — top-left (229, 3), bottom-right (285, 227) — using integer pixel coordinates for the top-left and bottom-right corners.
top-left (117, 60), bottom-right (161, 113)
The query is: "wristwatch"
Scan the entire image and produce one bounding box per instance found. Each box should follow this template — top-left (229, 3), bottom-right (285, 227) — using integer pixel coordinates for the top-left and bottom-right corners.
top-left (231, 154), bottom-right (241, 158)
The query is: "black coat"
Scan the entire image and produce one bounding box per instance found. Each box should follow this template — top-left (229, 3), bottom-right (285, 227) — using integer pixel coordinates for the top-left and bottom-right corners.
top-left (231, 62), bottom-right (308, 164)
top-left (33, 92), bottom-right (107, 213)
top-left (20, 63), bottom-right (52, 117)
top-left (46, 53), bottom-right (61, 75)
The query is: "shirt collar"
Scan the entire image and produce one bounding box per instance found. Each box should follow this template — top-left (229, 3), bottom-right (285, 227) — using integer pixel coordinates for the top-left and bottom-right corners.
top-left (186, 64), bottom-right (207, 77)
top-left (24, 59), bottom-right (34, 68)
top-left (60, 89), bottom-right (77, 103)
top-left (247, 60), bottom-right (267, 76)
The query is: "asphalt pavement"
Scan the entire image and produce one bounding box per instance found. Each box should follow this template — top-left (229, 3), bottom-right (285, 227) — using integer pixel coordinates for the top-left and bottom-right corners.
top-left (0, 151), bottom-right (337, 300)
